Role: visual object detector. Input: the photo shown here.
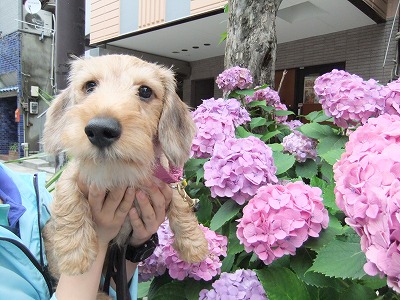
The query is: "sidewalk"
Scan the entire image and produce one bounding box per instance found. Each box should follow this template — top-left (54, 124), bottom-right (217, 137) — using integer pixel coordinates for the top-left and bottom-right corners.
top-left (0, 158), bottom-right (56, 181)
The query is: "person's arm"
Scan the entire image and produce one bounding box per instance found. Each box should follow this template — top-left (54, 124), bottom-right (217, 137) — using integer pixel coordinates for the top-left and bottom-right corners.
top-left (55, 185), bottom-right (136, 300)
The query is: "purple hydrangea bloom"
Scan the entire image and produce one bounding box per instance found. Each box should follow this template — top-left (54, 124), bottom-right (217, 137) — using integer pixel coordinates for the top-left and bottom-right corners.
top-left (282, 130), bottom-right (318, 162)
top-left (314, 69), bottom-right (386, 128)
top-left (245, 86), bottom-right (281, 106)
top-left (216, 66), bottom-right (253, 92)
top-left (191, 98), bottom-right (251, 158)
top-left (199, 269), bottom-right (268, 300)
top-left (383, 79), bottom-right (400, 115)
top-left (284, 120), bottom-right (303, 130)
top-left (204, 136), bottom-right (278, 205)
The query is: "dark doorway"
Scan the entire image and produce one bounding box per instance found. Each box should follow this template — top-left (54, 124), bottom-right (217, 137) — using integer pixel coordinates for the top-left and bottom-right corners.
top-left (191, 78), bottom-right (215, 108)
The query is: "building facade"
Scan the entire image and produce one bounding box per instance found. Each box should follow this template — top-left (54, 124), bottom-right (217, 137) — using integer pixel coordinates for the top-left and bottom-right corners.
top-left (0, 0), bottom-right (54, 158)
top-left (86, 0), bottom-right (398, 116)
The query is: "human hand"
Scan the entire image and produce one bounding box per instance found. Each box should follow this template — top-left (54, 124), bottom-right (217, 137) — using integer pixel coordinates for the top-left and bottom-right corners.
top-left (129, 179), bottom-right (172, 247)
top-left (78, 181), bottom-right (136, 248)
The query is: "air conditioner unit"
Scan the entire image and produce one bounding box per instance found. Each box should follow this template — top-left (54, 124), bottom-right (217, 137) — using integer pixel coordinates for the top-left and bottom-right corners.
top-left (22, 7), bottom-right (53, 37)
top-left (29, 101), bottom-right (39, 114)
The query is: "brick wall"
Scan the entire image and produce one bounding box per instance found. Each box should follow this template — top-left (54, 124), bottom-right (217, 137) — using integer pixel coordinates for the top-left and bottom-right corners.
top-left (0, 32), bottom-right (22, 156)
top-left (276, 18), bottom-right (397, 84)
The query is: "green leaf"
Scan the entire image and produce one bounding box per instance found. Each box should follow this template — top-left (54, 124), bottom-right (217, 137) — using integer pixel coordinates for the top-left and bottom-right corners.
top-left (269, 143), bottom-right (284, 152)
top-left (261, 130), bottom-right (281, 142)
top-left (338, 283), bottom-right (377, 300)
top-left (305, 110), bottom-right (332, 123)
top-left (137, 280), bottom-right (151, 298)
top-left (272, 151), bottom-right (296, 175)
top-left (235, 126), bottom-right (253, 138)
top-left (308, 238), bottom-right (367, 279)
top-left (320, 160), bottom-right (334, 183)
top-left (150, 281), bottom-right (187, 300)
top-left (184, 279), bottom-right (209, 300)
top-left (218, 31), bottom-right (227, 45)
top-left (317, 135), bottom-right (348, 155)
top-left (210, 200), bottom-right (241, 231)
top-left (250, 117), bottom-right (267, 129)
top-left (196, 194), bottom-right (213, 225)
top-left (295, 159), bottom-right (318, 179)
top-left (275, 110), bottom-right (295, 116)
top-left (256, 267), bottom-right (311, 300)
top-left (298, 123), bottom-right (334, 140)
top-left (320, 148), bottom-right (344, 165)
top-left (227, 221), bottom-right (244, 255)
top-left (221, 252), bottom-right (235, 273)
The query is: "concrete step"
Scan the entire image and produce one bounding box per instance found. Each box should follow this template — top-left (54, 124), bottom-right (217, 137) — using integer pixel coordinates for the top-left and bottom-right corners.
top-left (22, 158), bottom-right (50, 170)
top-left (38, 166), bottom-right (56, 175)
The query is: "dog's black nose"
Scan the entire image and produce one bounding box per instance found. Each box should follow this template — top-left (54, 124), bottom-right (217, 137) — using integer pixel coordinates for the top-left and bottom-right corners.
top-left (84, 117), bottom-right (121, 148)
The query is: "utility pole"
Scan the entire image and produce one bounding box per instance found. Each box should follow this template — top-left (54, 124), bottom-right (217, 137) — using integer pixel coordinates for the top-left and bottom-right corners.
top-left (55, 0), bottom-right (85, 90)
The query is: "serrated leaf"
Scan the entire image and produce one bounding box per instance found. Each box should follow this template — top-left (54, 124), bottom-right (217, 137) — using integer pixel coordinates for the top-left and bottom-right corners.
top-left (272, 151), bottom-right (296, 175)
top-left (150, 281), bottom-right (187, 300)
top-left (184, 279), bottom-right (209, 300)
top-left (275, 109), bottom-right (295, 116)
top-left (308, 238), bottom-right (367, 279)
top-left (298, 123), bottom-right (334, 140)
top-left (250, 117), bottom-right (267, 129)
top-left (295, 159), bottom-right (318, 179)
top-left (338, 283), bottom-right (376, 300)
top-left (261, 130), bottom-right (281, 142)
top-left (210, 200), bottom-right (241, 231)
top-left (235, 126), bottom-right (253, 138)
top-left (320, 148), bottom-right (344, 165)
top-left (317, 135), bottom-right (348, 155)
top-left (320, 160), bottom-right (334, 183)
top-left (256, 267), bottom-right (311, 300)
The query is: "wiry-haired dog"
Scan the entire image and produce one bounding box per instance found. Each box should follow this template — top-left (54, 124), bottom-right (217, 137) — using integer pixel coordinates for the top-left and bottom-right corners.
top-left (42, 54), bottom-right (208, 278)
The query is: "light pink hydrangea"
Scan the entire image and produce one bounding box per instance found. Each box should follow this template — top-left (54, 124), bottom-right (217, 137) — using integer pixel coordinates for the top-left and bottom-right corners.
top-left (282, 130), bottom-right (318, 162)
top-left (191, 98), bottom-right (250, 159)
top-left (274, 102), bottom-right (289, 123)
top-left (284, 120), bottom-right (303, 130)
top-left (138, 220), bottom-right (172, 282)
top-left (314, 69), bottom-right (386, 128)
top-left (216, 66), bottom-right (253, 92)
top-left (204, 136), bottom-right (278, 205)
top-left (199, 269), bottom-right (268, 300)
top-left (245, 87), bottom-right (281, 106)
top-left (383, 79), bottom-right (400, 115)
top-left (164, 224), bottom-right (228, 281)
top-left (334, 113), bottom-right (400, 293)
top-left (237, 181), bottom-right (329, 265)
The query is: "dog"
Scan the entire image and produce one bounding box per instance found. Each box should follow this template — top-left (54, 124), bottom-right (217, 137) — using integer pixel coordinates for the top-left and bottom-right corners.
top-left (42, 54), bottom-right (209, 279)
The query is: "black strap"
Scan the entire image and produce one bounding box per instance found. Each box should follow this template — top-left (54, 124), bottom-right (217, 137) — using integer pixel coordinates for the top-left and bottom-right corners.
top-left (102, 244), bottom-right (131, 300)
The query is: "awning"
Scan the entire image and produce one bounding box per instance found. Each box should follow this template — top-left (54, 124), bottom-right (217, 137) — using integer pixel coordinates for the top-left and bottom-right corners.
top-left (0, 86), bottom-right (18, 98)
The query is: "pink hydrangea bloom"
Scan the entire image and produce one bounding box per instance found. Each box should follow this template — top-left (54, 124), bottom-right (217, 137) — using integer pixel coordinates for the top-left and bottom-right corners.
top-left (334, 113), bottom-right (400, 293)
top-left (245, 87), bottom-right (281, 106)
top-left (164, 224), bottom-right (228, 281)
top-left (204, 136), bottom-right (278, 205)
top-left (274, 102), bottom-right (289, 123)
top-left (284, 120), bottom-right (303, 130)
top-left (191, 98), bottom-right (251, 158)
top-left (199, 269), bottom-right (268, 300)
top-left (137, 220), bottom-right (172, 282)
top-left (314, 69), bottom-right (386, 128)
top-left (383, 79), bottom-right (400, 115)
top-left (282, 130), bottom-right (318, 162)
top-left (237, 182), bottom-right (329, 265)
top-left (216, 66), bottom-right (253, 92)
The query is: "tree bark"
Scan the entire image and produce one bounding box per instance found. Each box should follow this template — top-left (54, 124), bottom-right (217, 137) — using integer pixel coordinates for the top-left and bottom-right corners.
top-left (224, 0), bottom-right (283, 88)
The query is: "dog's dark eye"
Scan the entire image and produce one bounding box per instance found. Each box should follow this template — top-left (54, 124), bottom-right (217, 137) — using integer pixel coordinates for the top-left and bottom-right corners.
top-left (85, 81), bottom-right (97, 93)
top-left (138, 85), bottom-right (153, 100)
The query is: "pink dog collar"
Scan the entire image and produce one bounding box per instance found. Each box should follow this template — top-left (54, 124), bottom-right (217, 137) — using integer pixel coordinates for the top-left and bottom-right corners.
top-left (153, 158), bottom-right (183, 184)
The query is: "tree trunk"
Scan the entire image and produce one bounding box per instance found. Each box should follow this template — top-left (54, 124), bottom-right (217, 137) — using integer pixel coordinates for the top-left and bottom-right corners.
top-left (224, 0), bottom-right (283, 88)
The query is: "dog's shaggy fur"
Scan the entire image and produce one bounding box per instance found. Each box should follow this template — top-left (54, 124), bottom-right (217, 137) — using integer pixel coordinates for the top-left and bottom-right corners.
top-left (42, 54), bottom-right (208, 277)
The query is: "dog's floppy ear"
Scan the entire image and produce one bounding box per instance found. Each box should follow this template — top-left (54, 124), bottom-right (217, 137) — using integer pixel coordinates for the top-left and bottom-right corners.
top-left (43, 88), bottom-right (72, 154)
top-left (158, 72), bottom-right (195, 167)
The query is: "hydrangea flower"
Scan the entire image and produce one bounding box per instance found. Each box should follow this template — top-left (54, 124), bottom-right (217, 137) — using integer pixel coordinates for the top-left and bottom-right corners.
top-left (191, 98), bottom-right (250, 158)
top-left (237, 181), bottom-right (329, 265)
top-left (245, 86), bottom-right (281, 106)
top-left (199, 269), bottom-right (268, 300)
top-left (282, 130), bottom-right (317, 162)
top-left (204, 136), bottom-right (278, 205)
top-left (334, 113), bottom-right (400, 293)
top-left (284, 120), bottom-right (303, 130)
top-left (137, 220), bottom-right (172, 282)
top-left (382, 79), bottom-right (400, 115)
top-left (164, 224), bottom-right (228, 281)
top-left (314, 69), bottom-right (386, 128)
top-left (216, 66), bottom-right (253, 92)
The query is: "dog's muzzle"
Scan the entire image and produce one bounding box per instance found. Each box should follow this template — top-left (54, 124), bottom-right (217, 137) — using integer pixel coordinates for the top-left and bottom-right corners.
top-left (84, 117), bottom-right (121, 148)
